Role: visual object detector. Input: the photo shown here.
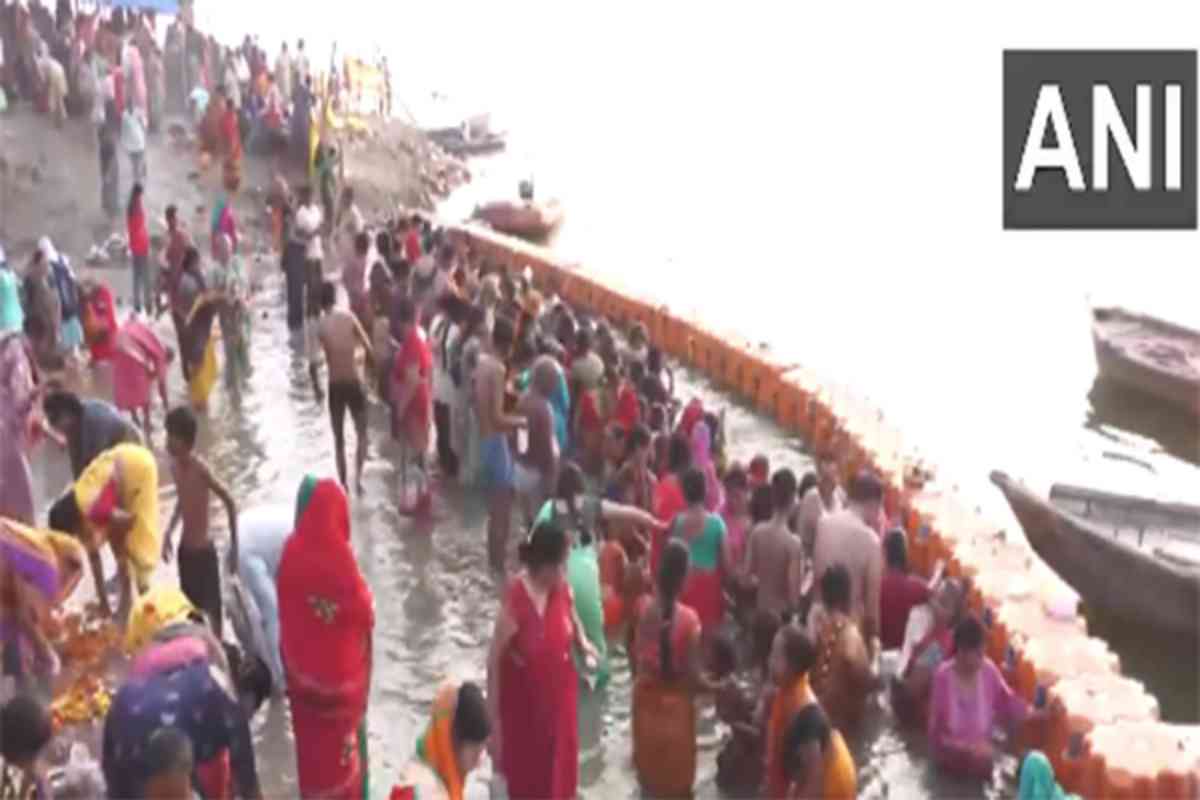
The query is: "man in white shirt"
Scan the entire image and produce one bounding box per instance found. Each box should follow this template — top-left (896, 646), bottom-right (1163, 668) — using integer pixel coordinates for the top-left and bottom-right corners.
top-left (293, 184), bottom-right (324, 322)
top-left (293, 38), bottom-right (309, 93)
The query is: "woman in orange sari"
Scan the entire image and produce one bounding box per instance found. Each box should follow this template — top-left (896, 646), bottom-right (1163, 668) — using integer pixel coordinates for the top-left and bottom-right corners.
top-left (780, 703), bottom-right (857, 799)
top-left (278, 476), bottom-right (374, 800)
top-left (764, 624), bottom-right (819, 799)
top-left (630, 539), bottom-right (722, 798)
top-left (389, 682), bottom-right (491, 800)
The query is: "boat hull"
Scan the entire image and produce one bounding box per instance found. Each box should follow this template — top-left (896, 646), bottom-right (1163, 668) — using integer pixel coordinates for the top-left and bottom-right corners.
top-left (990, 471), bottom-right (1200, 638)
top-left (1091, 307), bottom-right (1200, 418)
top-left (474, 200), bottom-right (564, 239)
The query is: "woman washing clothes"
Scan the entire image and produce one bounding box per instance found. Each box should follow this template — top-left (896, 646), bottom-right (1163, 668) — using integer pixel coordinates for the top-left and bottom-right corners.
top-left (630, 540), bottom-right (725, 798)
top-left (389, 682), bottom-right (492, 800)
top-left (487, 520), bottom-right (598, 800)
top-left (278, 476), bottom-right (374, 800)
top-left (928, 614), bottom-right (1035, 778)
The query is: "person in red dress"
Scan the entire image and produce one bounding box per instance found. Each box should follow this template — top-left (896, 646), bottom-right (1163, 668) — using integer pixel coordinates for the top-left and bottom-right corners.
top-left (391, 297), bottom-right (433, 515)
top-left (487, 520), bottom-right (598, 800)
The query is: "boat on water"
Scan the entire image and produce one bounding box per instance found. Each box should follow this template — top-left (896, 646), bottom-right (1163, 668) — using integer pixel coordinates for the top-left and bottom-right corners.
top-left (1091, 306), bottom-right (1200, 417)
top-left (473, 197), bottom-right (565, 239)
top-left (990, 471), bottom-right (1200, 638)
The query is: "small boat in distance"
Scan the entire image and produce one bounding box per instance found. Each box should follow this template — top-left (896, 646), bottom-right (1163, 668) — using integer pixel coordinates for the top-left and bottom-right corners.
top-left (990, 471), bottom-right (1200, 639)
top-left (1091, 306), bottom-right (1200, 418)
top-left (423, 111), bottom-right (507, 157)
top-left (473, 182), bottom-right (564, 240)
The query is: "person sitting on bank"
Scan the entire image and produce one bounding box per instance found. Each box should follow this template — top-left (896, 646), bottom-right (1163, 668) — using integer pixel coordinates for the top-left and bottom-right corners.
top-left (389, 682), bottom-right (492, 800)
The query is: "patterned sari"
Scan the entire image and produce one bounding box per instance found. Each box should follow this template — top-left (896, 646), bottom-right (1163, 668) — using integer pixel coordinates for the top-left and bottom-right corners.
top-left (278, 477), bottom-right (374, 800)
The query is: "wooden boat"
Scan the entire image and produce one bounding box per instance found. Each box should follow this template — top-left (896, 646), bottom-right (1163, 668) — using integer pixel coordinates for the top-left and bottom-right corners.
top-left (428, 130), bottom-right (506, 157)
top-left (1091, 306), bottom-right (1200, 417)
top-left (990, 471), bottom-right (1200, 637)
top-left (473, 198), bottom-right (564, 239)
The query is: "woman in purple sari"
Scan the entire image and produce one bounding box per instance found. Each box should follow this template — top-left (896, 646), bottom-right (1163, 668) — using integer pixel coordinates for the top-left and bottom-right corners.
top-left (0, 322), bottom-right (45, 525)
top-left (927, 614), bottom-right (1033, 778)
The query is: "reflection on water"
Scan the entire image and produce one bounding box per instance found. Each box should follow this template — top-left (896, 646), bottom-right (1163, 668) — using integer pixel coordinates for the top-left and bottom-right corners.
top-left (30, 267), bottom-right (1195, 800)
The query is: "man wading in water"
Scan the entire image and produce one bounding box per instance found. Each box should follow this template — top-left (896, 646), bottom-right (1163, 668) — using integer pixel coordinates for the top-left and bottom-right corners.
top-left (309, 282), bottom-right (374, 494)
top-left (475, 316), bottom-right (527, 570)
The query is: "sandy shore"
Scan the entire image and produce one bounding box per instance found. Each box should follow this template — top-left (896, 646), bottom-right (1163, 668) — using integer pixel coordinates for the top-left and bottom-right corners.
top-left (0, 104), bottom-right (466, 302)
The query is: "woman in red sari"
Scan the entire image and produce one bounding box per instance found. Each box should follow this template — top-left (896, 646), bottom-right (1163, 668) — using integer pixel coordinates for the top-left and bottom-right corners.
top-left (650, 432), bottom-right (692, 573)
top-left (278, 475), bottom-right (374, 800)
top-left (487, 519), bottom-right (598, 800)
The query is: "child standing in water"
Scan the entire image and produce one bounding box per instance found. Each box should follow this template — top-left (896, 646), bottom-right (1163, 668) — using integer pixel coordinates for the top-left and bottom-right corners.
top-left (161, 407), bottom-right (239, 638)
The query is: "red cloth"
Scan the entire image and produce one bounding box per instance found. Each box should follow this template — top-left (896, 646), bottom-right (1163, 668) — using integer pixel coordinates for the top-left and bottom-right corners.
top-left (677, 398), bottom-right (704, 440)
top-left (880, 571), bottom-right (931, 651)
top-left (499, 578), bottom-right (579, 799)
top-left (404, 230), bottom-right (421, 263)
top-left (612, 382), bottom-right (640, 432)
top-left (127, 204), bottom-right (150, 258)
top-left (392, 326), bottom-right (432, 437)
top-left (195, 752), bottom-right (232, 800)
top-left (278, 479), bottom-right (374, 799)
top-left (82, 284), bottom-right (119, 361)
top-left (111, 320), bottom-right (168, 412)
top-left (650, 474), bottom-right (686, 574)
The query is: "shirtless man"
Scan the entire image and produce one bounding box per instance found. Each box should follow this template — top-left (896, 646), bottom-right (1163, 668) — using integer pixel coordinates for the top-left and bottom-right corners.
top-left (797, 451), bottom-right (846, 557)
top-left (309, 282), bottom-right (374, 493)
top-left (474, 316), bottom-right (527, 571)
top-left (515, 355), bottom-right (562, 528)
top-left (161, 407), bottom-right (240, 638)
top-left (742, 468), bottom-right (806, 618)
top-left (811, 470), bottom-right (885, 661)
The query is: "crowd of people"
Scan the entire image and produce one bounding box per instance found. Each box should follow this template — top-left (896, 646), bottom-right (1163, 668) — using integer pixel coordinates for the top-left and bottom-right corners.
top-left (0, 4), bottom-right (1076, 800)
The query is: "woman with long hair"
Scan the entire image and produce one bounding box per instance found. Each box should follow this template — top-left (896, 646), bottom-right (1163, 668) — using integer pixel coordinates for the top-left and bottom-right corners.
top-left (667, 467), bottom-right (736, 636)
top-left (487, 520), bottom-right (596, 799)
top-left (278, 477), bottom-right (374, 800)
top-left (631, 539), bottom-right (722, 798)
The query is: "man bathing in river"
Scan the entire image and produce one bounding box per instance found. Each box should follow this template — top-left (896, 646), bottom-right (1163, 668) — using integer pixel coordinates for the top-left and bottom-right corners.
top-left (475, 315), bottom-right (527, 570)
top-left (742, 468), bottom-right (806, 619)
top-left (162, 407), bottom-right (240, 639)
top-left (309, 281), bottom-right (374, 494)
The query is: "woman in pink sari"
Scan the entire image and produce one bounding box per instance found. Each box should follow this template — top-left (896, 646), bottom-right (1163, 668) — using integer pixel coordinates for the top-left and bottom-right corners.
top-left (928, 614), bottom-right (1033, 778)
top-left (81, 283), bottom-right (169, 437)
top-left (0, 325), bottom-right (44, 525)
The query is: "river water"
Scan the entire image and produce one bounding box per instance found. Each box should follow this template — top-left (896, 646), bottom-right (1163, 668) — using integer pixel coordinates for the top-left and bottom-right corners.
top-left (37, 0), bottom-right (1200, 794)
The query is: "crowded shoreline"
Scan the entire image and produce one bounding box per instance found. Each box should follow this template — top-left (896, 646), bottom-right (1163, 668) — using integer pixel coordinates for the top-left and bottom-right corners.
top-left (3, 3), bottom-right (1200, 800)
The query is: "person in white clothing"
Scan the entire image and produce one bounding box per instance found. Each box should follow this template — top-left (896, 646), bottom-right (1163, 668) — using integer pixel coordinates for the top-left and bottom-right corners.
top-left (293, 184), bottom-right (324, 322)
top-left (229, 504), bottom-right (295, 694)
